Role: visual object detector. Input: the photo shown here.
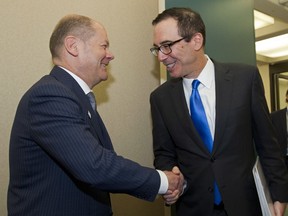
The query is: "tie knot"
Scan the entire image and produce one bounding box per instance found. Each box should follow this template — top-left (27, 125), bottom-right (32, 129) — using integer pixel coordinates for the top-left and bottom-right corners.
top-left (192, 79), bottom-right (200, 89)
top-left (87, 92), bottom-right (96, 110)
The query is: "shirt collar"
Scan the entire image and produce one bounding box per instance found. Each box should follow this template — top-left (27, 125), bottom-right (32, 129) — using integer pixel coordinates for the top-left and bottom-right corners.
top-left (196, 55), bottom-right (214, 89)
top-left (58, 66), bottom-right (91, 95)
top-left (182, 55), bottom-right (214, 89)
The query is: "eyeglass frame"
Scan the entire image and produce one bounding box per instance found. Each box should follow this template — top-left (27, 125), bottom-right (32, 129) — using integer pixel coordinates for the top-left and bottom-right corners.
top-left (150, 37), bottom-right (187, 56)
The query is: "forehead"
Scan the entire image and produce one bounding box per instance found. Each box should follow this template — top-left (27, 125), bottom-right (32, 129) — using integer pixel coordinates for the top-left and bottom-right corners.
top-left (153, 18), bottom-right (179, 42)
top-left (91, 22), bottom-right (109, 42)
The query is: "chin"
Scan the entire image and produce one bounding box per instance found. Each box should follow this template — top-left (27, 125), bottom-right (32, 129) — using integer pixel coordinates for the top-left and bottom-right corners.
top-left (101, 75), bottom-right (108, 81)
top-left (169, 71), bottom-right (182, 79)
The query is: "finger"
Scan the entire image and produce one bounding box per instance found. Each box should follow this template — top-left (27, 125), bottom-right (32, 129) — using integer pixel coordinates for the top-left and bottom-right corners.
top-left (163, 190), bottom-right (180, 199)
top-left (163, 190), bottom-right (180, 200)
top-left (172, 166), bottom-right (180, 175)
top-left (164, 193), bottom-right (179, 205)
top-left (164, 190), bottom-right (173, 195)
top-left (165, 197), bottom-right (178, 205)
top-left (165, 195), bottom-right (179, 202)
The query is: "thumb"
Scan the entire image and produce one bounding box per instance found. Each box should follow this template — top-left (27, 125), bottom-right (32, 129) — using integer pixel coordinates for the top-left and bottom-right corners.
top-left (172, 166), bottom-right (180, 175)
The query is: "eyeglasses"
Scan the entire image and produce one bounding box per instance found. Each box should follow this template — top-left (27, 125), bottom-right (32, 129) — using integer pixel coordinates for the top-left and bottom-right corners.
top-left (150, 37), bottom-right (186, 57)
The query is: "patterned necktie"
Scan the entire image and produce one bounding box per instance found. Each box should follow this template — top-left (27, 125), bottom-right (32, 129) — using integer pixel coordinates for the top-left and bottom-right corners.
top-left (190, 79), bottom-right (222, 205)
top-left (87, 92), bottom-right (96, 111)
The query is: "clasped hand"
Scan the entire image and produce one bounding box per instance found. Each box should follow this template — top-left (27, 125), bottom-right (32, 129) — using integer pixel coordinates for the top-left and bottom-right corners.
top-left (163, 166), bottom-right (185, 205)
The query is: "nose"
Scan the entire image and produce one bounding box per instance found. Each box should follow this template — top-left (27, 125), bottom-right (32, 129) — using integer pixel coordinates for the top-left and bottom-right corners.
top-left (106, 49), bottom-right (115, 61)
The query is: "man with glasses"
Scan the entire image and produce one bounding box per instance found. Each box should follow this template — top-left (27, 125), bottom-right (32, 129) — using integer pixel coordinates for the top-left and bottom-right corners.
top-left (149, 7), bottom-right (288, 216)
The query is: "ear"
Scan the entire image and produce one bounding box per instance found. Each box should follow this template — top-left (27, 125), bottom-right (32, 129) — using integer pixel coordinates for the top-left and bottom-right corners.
top-left (64, 36), bottom-right (79, 57)
top-left (191, 33), bottom-right (204, 51)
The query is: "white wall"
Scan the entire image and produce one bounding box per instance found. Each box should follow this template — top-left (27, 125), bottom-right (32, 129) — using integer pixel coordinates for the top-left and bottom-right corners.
top-left (0, 1), bottom-right (163, 215)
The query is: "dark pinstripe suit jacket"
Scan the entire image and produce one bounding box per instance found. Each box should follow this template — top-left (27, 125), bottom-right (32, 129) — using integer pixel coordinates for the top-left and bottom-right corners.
top-left (150, 61), bottom-right (288, 216)
top-left (8, 66), bottom-right (160, 216)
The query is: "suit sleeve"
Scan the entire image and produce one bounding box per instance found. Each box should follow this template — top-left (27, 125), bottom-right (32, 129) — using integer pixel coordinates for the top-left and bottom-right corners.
top-left (251, 68), bottom-right (288, 202)
top-left (271, 110), bottom-right (287, 157)
top-left (28, 83), bottom-right (160, 201)
top-left (150, 90), bottom-right (178, 171)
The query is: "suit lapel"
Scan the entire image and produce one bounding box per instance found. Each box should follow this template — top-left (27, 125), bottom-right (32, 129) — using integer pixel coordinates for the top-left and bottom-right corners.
top-left (170, 78), bottom-right (210, 153)
top-left (169, 62), bottom-right (234, 154)
top-left (50, 66), bottom-right (112, 150)
top-left (213, 62), bottom-right (234, 153)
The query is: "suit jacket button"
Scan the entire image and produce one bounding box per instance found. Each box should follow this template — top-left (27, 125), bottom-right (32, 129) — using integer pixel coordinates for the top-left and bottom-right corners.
top-left (210, 157), bottom-right (216, 162)
top-left (208, 187), bottom-right (213, 192)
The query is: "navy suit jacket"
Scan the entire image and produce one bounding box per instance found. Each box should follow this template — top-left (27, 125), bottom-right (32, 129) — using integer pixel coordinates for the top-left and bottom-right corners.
top-left (8, 66), bottom-right (160, 216)
top-left (271, 108), bottom-right (287, 158)
top-left (150, 61), bottom-right (288, 216)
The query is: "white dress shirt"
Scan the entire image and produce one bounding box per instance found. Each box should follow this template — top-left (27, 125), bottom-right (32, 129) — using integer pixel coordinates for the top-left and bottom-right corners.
top-left (182, 55), bottom-right (216, 139)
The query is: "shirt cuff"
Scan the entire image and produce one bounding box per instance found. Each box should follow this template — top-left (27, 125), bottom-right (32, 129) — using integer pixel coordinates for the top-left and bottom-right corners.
top-left (157, 170), bottom-right (168, 194)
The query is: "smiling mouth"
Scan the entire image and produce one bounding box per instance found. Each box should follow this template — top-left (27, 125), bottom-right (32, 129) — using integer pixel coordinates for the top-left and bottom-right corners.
top-left (165, 62), bottom-right (176, 71)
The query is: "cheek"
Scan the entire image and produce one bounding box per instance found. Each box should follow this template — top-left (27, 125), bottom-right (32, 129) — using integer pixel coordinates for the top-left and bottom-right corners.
top-left (178, 48), bottom-right (195, 65)
top-left (95, 53), bottom-right (106, 64)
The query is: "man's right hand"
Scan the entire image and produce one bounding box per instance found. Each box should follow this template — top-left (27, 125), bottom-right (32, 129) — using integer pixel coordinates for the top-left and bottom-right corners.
top-left (163, 166), bottom-right (184, 205)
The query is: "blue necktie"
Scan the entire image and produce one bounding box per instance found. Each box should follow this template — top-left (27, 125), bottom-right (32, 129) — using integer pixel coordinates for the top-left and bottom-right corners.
top-left (190, 79), bottom-right (222, 205)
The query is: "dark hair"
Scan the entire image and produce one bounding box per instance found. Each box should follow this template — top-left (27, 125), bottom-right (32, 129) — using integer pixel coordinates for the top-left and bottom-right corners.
top-left (152, 7), bottom-right (206, 45)
top-left (286, 89), bottom-right (288, 103)
top-left (49, 14), bottom-right (96, 59)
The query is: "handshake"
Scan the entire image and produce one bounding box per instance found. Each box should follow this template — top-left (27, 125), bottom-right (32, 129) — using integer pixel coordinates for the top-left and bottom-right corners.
top-left (163, 166), bottom-right (185, 205)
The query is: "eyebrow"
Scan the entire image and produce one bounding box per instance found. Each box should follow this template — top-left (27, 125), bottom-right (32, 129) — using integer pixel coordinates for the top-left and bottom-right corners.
top-left (153, 40), bottom-right (174, 47)
top-left (101, 40), bottom-right (110, 47)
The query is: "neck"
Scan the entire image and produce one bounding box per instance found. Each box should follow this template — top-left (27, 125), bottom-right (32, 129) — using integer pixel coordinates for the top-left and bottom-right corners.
top-left (184, 55), bottom-right (208, 79)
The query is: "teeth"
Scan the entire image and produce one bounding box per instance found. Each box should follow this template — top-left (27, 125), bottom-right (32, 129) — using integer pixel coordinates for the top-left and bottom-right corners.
top-left (166, 62), bottom-right (175, 69)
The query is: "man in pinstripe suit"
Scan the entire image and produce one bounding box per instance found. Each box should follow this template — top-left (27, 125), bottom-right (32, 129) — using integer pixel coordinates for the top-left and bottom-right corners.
top-left (7, 14), bottom-right (183, 216)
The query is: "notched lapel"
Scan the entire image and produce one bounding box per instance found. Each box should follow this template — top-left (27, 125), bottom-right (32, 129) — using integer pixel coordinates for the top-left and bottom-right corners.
top-left (85, 105), bottom-right (107, 147)
top-left (170, 79), bottom-right (190, 123)
top-left (170, 79), bottom-right (210, 153)
top-left (213, 63), bottom-right (234, 153)
top-left (51, 66), bottom-right (108, 148)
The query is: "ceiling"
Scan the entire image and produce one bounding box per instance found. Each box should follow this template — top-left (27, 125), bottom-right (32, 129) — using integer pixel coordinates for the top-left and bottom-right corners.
top-left (254, 0), bottom-right (288, 64)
